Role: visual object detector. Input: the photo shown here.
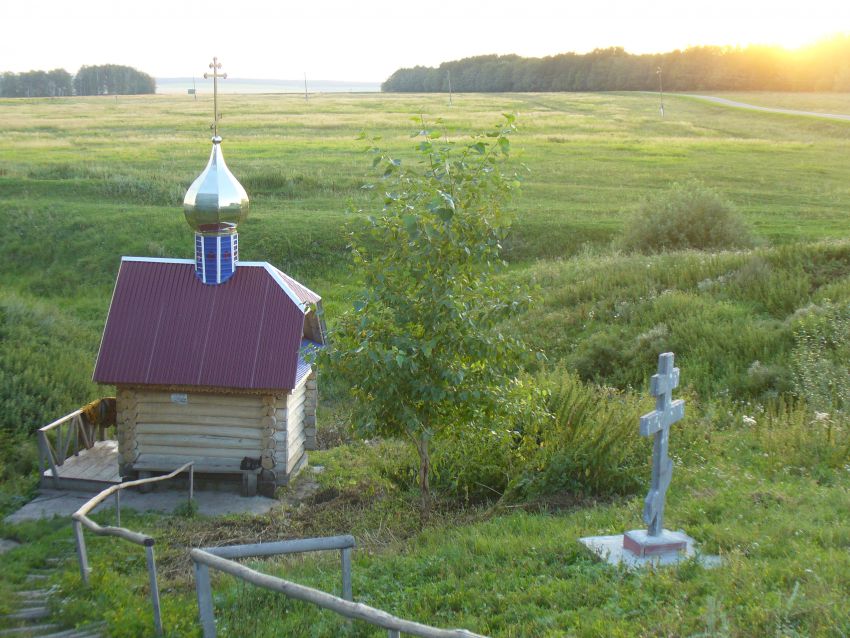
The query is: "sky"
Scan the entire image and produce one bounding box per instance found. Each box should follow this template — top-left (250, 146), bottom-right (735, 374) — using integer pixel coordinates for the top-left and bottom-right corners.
top-left (3, 0), bottom-right (849, 82)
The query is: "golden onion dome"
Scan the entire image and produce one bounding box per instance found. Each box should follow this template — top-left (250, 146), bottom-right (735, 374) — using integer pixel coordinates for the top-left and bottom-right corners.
top-left (183, 136), bottom-right (249, 234)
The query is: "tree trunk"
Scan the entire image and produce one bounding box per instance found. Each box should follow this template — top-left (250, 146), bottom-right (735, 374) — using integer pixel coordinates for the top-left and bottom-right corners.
top-left (415, 434), bottom-right (431, 516)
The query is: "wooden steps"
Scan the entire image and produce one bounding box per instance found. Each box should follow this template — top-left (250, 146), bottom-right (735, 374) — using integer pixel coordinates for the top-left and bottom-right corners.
top-left (0, 587), bottom-right (106, 638)
top-left (0, 624), bottom-right (62, 636)
top-left (1, 578), bottom-right (105, 638)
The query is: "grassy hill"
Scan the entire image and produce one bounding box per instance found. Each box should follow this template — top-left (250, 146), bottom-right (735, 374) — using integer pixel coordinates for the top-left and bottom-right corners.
top-left (1, 91), bottom-right (848, 431)
top-left (1, 92), bottom-right (849, 636)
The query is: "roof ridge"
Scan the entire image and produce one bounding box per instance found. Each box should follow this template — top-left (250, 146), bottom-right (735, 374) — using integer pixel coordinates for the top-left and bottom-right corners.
top-left (272, 266), bottom-right (322, 303)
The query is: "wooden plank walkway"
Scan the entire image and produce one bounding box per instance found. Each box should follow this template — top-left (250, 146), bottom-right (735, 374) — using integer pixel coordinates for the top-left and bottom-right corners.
top-left (41, 441), bottom-right (121, 491)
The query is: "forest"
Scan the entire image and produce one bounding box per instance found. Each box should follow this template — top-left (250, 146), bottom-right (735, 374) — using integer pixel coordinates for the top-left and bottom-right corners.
top-left (0, 64), bottom-right (155, 97)
top-left (382, 36), bottom-right (850, 92)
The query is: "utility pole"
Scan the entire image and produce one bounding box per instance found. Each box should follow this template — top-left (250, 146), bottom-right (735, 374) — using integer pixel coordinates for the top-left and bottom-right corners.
top-left (657, 66), bottom-right (664, 118)
top-left (304, 72), bottom-right (308, 102)
top-left (447, 69), bottom-right (453, 106)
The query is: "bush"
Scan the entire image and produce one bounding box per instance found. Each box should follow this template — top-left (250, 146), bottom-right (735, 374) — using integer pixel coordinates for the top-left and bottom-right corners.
top-left (620, 180), bottom-right (754, 253)
top-left (324, 116), bottom-right (528, 509)
top-left (431, 426), bottom-right (519, 503)
top-left (506, 370), bottom-right (651, 501)
top-left (427, 371), bottom-right (662, 504)
top-left (430, 377), bottom-right (544, 503)
top-left (791, 300), bottom-right (850, 414)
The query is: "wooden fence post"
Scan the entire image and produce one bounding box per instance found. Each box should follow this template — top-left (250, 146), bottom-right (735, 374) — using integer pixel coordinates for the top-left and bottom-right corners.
top-left (36, 433), bottom-right (45, 482)
top-left (39, 431), bottom-right (60, 488)
top-left (145, 544), bottom-right (163, 636)
top-left (341, 547), bottom-right (352, 601)
top-left (194, 559), bottom-right (217, 638)
top-left (72, 520), bottom-right (90, 585)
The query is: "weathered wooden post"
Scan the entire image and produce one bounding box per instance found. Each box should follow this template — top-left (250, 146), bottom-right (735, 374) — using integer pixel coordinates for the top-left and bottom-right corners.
top-left (341, 546), bottom-right (353, 601)
top-left (144, 541), bottom-right (164, 636)
top-left (36, 433), bottom-right (46, 483)
top-left (39, 429), bottom-right (60, 488)
top-left (72, 519), bottom-right (90, 585)
top-left (194, 559), bottom-right (217, 638)
top-left (189, 464), bottom-right (195, 505)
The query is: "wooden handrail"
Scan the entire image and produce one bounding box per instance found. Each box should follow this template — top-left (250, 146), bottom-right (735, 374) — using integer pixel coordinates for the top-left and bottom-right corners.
top-left (40, 408), bottom-right (85, 433)
top-left (72, 462), bottom-right (194, 637)
top-left (191, 542), bottom-right (487, 638)
top-left (37, 400), bottom-right (117, 486)
top-left (74, 462), bottom-right (194, 520)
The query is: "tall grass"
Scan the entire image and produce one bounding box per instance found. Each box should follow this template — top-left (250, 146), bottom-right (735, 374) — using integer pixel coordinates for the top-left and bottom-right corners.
top-left (0, 290), bottom-right (99, 435)
top-left (512, 241), bottom-right (850, 399)
top-left (507, 370), bottom-right (650, 500)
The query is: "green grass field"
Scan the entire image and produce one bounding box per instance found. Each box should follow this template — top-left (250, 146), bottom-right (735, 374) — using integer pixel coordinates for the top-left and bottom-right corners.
top-left (1, 92), bottom-right (850, 637)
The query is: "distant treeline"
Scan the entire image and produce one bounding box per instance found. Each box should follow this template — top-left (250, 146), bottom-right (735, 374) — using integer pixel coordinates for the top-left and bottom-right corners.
top-left (382, 37), bottom-right (850, 93)
top-left (0, 64), bottom-right (155, 97)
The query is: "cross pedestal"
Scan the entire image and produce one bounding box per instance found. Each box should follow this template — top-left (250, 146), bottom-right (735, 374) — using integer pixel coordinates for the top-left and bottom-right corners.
top-left (623, 529), bottom-right (688, 557)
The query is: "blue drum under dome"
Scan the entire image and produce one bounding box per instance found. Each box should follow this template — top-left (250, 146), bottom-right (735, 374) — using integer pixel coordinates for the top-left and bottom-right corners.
top-left (195, 231), bottom-right (239, 285)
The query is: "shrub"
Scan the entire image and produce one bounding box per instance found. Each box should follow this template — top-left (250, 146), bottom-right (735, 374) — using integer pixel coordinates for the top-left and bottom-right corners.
top-left (506, 370), bottom-right (650, 501)
top-left (791, 300), bottom-right (850, 414)
top-left (724, 255), bottom-right (811, 317)
top-left (428, 370), bottom-right (665, 504)
top-left (619, 180), bottom-right (754, 253)
top-left (741, 360), bottom-right (792, 402)
top-left (431, 426), bottom-right (519, 503)
top-left (430, 377), bottom-right (545, 503)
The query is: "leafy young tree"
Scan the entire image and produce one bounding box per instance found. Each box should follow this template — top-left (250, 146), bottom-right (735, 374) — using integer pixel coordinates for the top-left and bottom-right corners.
top-left (326, 115), bottom-right (531, 510)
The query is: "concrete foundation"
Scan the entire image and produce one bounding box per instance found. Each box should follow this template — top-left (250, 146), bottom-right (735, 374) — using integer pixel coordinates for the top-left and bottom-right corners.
top-left (580, 531), bottom-right (721, 569)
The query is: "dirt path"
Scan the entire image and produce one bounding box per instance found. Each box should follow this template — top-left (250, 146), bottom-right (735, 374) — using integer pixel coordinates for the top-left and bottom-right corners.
top-left (684, 95), bottom-right (850, 121)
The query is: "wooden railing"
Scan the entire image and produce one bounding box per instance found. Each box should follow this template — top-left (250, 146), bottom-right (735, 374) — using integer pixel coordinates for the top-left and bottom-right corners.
top-left (190, 537), bottom-right (487, 638)
top-left (72, 462), bottom-right (194, 637)
top-left (37, 399), bottom-right (115, 488)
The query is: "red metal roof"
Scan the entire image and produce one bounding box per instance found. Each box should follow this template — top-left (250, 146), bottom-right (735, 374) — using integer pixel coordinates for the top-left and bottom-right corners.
top-left (273, 267), bottom-right (322, 305)
top-left (93, 258), bottom-right (318, 391)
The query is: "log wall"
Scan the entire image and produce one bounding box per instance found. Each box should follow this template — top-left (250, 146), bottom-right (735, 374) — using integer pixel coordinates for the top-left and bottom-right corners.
top-left (116, 379), bottom-right (313, 488)
top-left (287, 377), bottom-right (307, 471)
top-left (117, 388), bottom-right (265, 472)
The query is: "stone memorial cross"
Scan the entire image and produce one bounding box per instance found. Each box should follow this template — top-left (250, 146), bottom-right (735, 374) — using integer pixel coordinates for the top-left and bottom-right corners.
top-left (639, 352), bottom-right (685, 536)
top-left (581, 353), bottom-right (714, 565)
